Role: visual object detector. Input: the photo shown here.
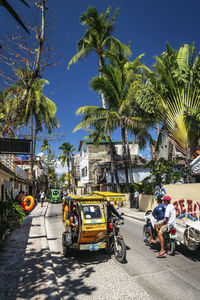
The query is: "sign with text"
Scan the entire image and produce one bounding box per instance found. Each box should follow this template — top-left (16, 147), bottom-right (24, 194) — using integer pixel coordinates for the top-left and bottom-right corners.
top-left (173, 199), bottom-right (200, 219)
top-left (0, 138), bottom-right (32, 155)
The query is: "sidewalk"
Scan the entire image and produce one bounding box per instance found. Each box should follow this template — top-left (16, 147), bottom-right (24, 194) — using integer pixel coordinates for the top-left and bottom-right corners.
top-left (0, 203), bottom-right (145, 299)
top-left (119, 207), bottom-right (145, 222)
top-left (0, 201), bottom-right (59, 300)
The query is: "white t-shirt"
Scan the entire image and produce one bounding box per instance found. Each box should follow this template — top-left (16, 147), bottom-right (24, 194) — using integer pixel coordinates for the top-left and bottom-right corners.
top-left (134, 191), bottom-right (139, 199)
top-left (165, 203), bottom-right (176, 226)
top-left (40, 192), bottom-right (45, 199)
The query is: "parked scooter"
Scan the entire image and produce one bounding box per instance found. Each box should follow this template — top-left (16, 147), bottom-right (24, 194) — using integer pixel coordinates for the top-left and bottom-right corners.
top-left (143, 211), bottom-right (176, 255)
top-left (107, 214), bottom-right (126, 263)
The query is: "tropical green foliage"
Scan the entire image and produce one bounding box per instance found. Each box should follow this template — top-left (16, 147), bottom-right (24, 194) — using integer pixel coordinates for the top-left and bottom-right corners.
top-left (138, 43), bottom-right (200, 181)
top-left (59, 173), bottom-right (66, 185)
top-left (68, 6), bottom-right (127, 68)
top-left (41, 151), bottom-right (58, 186)
top-left (41, 138), bottom-right (52, 154)
top-left (83, 120), bottom-right (109, 147)
top-left (58, 142), bottom-right (76, 167)
top-left (143, 158), bottom-right (184, 187)
top-left (68, 6), bottom-right (131, 108)
top-left (74, 40), bottom-right (152, 190)
top-left (5, 71), bottom-right (59, 155)
top-left (0, 191), bottom-right (25, 242)
top-left (58, 142), bottom-right (76, 191)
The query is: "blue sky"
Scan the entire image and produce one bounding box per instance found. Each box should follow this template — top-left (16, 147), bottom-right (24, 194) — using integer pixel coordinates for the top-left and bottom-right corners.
top-left (1, 0), bottom-right (200, 172)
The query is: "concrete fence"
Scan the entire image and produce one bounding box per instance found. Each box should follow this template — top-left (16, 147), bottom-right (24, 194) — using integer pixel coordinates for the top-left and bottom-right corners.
top-left (124, 183), bottom-right (200, 212)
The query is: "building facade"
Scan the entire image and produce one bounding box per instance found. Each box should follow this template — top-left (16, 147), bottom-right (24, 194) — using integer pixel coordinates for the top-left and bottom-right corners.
top-left (78, 140), bottom-right (150, 193)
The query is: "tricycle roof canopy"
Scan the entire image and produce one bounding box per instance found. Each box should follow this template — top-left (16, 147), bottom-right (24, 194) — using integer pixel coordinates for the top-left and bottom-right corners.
top-left (66, 191), bottom-right (126, 202)
top-left (91, 191), bottom-right (126, 202)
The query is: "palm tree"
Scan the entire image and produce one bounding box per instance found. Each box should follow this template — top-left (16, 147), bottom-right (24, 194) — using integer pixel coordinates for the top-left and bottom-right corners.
top-left (90, 41), bottom-right (150, 190)
top-left (84, 120), bottom-right (109, 145)
top-left (68, 6), bottom-right (131, 108)
top-left (139, 43), bottom-right (200, 182)
top-left (7, 72), bottom-right (59, 179)
top-left (58, 142), bottom-right (76, 193)
top-left (41, 138), bottom-right (51, 154)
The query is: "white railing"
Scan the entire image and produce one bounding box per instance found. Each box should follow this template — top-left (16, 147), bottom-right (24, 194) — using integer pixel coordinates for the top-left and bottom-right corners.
top-left (0, 154), bottom-right (14, 171)
top-left (15, 165), bottom-right (29, 179)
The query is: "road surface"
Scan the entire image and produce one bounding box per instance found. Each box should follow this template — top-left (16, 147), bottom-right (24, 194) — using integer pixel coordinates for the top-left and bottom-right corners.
top-left (45, 203), bottom-right (200, 299)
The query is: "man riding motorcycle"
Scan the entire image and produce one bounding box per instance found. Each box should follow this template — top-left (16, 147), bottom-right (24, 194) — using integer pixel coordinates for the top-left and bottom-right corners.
top-left (107, 201), bottom-right (124, 221)
top-left (149, 195), bottom-right (166, 244)
top-left (155, 195), bottom-right (176, 258)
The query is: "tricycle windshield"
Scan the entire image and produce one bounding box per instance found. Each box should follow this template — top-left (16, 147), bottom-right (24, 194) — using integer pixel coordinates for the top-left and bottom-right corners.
top-left (53, 191), bottom-right (59, 195)
top-left (83, 205), bottom-right (102, 219)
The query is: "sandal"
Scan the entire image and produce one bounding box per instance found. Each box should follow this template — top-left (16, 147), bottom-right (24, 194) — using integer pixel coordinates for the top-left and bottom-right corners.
top-left (157, 252), bottom-right (166, 258)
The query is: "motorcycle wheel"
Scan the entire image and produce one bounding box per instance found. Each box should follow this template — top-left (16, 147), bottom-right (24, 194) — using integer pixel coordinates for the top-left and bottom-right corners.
top-left (114, 237), bottom-right (126, 263)
top-left (62, 232), bottom-right (72, 257)
top-left (143, 225), bottom-right (150, 244)
top-left (184, 227), bottom-right (198, 251)
top-left (165, 237), bottom-right (175, 256)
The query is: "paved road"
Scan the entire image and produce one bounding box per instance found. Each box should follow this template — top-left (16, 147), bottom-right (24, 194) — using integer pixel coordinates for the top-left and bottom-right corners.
top-left (45, 203), bottom-right (200, 300)
top-left (121, 216), bottom-right (200, 300)
top-left (45, 203), bottom-right (151, 300)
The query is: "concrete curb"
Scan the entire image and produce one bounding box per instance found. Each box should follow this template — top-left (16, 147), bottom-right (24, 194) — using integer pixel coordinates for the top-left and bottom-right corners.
top-left (43, 202), bottom-right (61, 299)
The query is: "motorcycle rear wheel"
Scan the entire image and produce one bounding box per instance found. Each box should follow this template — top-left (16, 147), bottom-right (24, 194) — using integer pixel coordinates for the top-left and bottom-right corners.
top-left (114, 237), bottom-right (126, 263)
top-left (143, 225), bottom-right (150, 244)
top-left (165, 237), bottom-right (175, 255)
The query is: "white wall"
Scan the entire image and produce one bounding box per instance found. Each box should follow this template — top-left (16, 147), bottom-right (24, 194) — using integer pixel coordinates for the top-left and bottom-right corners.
top-left (106, 168), bottom-right (150, 184)
top-left (115, 143), bottom-right (139, 156)
top-left (80, 143), bottom-right (89, 184)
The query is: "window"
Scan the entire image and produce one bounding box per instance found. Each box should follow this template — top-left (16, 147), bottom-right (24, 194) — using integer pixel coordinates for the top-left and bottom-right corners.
top-left (81, 167), bottom-right (87, 177)
top-left (83, 206), bottom-right (102, 219)
top-left (53, 191), bottom-right (59, 196)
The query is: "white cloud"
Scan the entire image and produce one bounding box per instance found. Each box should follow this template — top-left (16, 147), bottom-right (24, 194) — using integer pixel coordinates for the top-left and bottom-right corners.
top-left (56, 161), bottom-right (67, 176)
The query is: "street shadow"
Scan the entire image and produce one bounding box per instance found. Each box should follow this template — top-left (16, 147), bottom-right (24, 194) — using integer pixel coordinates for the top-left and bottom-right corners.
top-left (126, 245), bottom-right (131, 251)
top-left (49, 249), bottom-right (110, 299)
top-left (147, 241), bottom-right (200, 261)
top-left (0, 217), bottom-right (32, 300)
top-left (175, 244), bottom-right (200, 262)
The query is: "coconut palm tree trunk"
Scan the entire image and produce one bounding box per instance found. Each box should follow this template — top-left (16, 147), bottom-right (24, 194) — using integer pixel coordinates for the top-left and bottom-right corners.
top-left (107, 128), bottom-right (121, 192)
top-left (33, 127), bottom-right (37, 159)
top-left (30, 110), bottom-right (34, 181)
top-left (121, 125), bottom-right (129, 189)
top-left (98, 54), bottom-right (106, 109)
top-left (107, 131), bottom-right (115, 192)
top-left (67, 158), bottom-right (71, 193)
top-left (185, 147), bottom-right (192, 183)
top-left (71, 156), bottom-right (76, 194)
top-left (125, 127), bottom-right (134, 185)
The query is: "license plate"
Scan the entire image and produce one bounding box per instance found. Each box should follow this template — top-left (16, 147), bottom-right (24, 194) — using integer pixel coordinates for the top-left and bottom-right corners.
top-left (90, 244), bottom-right (99, 251)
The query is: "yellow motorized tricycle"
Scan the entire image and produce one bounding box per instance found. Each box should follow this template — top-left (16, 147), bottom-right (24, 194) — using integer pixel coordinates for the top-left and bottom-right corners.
top-left (62, 192), bottom-right (126, 262)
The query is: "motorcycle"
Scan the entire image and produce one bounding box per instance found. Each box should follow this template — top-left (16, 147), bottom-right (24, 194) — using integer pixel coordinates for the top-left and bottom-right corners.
top-left (143, 210), bottom-right (176, 256)
top-left (107, 214), bottom-right (126, 263)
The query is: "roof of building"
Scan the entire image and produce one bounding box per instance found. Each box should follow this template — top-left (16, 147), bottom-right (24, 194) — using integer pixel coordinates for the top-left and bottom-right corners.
top-left (78, 139), bottom-right (137, 151)
top-left (97, 155), bottom-right (149, 168)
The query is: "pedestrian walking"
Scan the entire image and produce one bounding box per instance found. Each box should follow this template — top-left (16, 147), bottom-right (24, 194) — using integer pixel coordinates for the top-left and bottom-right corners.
top-left (40, 190), bottom-right (45, 207)
top-left (134, 189), bottom-right (139, 209)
